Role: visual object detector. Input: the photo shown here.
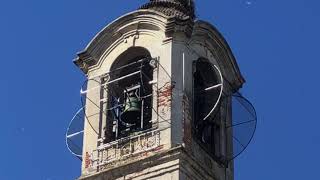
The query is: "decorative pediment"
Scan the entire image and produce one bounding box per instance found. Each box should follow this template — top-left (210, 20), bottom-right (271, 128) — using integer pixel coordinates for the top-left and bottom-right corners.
top-left (74, 10), bottom-right (194, 74)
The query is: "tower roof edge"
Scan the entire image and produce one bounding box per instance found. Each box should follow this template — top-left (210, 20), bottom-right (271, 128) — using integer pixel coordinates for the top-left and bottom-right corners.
top-left (139, 0), bottom-right (195, 20)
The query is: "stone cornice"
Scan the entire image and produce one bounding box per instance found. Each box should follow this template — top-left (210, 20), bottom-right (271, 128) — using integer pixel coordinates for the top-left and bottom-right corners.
top-left (78, 146), bottom-right (217, 180)
top-left (73, 10), bottom-right (244, 92)
top-left (74, 9), bottom-right (194, 74)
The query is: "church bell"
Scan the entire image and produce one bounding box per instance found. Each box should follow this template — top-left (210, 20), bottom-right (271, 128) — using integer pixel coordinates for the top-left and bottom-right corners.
top-left (121, 90), bottom-right (141, 124)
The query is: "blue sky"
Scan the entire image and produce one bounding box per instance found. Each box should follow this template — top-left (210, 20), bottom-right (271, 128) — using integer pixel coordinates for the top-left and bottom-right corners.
top-left (0, 0), bottom-right (319, 179)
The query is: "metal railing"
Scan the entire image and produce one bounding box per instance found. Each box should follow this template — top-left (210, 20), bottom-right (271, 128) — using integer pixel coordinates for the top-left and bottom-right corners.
top-left (89, 130), bottom-right (161, 172)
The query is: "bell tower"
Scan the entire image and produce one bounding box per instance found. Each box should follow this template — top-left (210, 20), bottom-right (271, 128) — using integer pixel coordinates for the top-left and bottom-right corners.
top-left (68, 1), bottom-right (255, 180)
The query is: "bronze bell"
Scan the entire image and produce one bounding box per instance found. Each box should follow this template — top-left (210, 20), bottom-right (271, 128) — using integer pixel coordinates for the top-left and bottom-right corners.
top-left (121, 92), bottom-right (141, 124)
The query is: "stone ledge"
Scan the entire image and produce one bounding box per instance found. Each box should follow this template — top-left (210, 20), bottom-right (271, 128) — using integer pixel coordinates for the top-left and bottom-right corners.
top-left (78, 146), bottom-right (218, 180)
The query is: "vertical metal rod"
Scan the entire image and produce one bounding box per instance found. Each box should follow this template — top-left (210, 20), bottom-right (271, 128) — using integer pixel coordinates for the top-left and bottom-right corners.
top-left (98, 79), bottom-right (104, 145)
top-left (116, 118), bottom-right (119, 140)
top-left (156, 58), bottom-right (160, 128)
top-left (97, 151), bottom-right (100, 172)
top-left (141, 99), bottom-right (144, 129)
top-left (182, 52), bottom-right (185, 91)
top-left (115, 98), bottom-right (120, 139)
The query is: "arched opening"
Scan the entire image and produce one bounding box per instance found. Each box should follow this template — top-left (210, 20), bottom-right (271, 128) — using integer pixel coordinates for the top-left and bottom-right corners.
top-left (193, 58), bottom-right (224, 161)
top-left (103, 47), bottom-right (154, 142)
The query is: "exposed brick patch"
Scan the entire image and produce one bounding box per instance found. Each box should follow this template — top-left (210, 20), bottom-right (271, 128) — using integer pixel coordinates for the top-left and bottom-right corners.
top-left (85, 152), bottom-right (91, 168)
top-left (157, 82), bottom-right (175, 116)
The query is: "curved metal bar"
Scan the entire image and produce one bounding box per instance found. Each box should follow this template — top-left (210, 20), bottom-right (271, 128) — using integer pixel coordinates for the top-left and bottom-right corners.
top-left (203, 64), bottom-right (224, 121)
top-left (66, 107), bottom-right (85, 157)
top-left (227, 94), bottom-right (258, 161)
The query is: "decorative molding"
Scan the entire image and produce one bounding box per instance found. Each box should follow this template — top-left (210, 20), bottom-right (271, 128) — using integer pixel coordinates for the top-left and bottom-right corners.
top-left (187, 20), bottom-right (245, 91)
top-left (74, 51), bottom-right (97, 74)
top-left (79, 146), bottom-right (218, 180)
top-left (74, 10), bottom-right (195, 74)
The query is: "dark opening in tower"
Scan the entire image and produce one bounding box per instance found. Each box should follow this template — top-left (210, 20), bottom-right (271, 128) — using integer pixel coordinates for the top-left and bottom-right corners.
top-left (103, 47), bottom-right (154, 143)
top-left (193, 58), bottom-right (224, 161)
